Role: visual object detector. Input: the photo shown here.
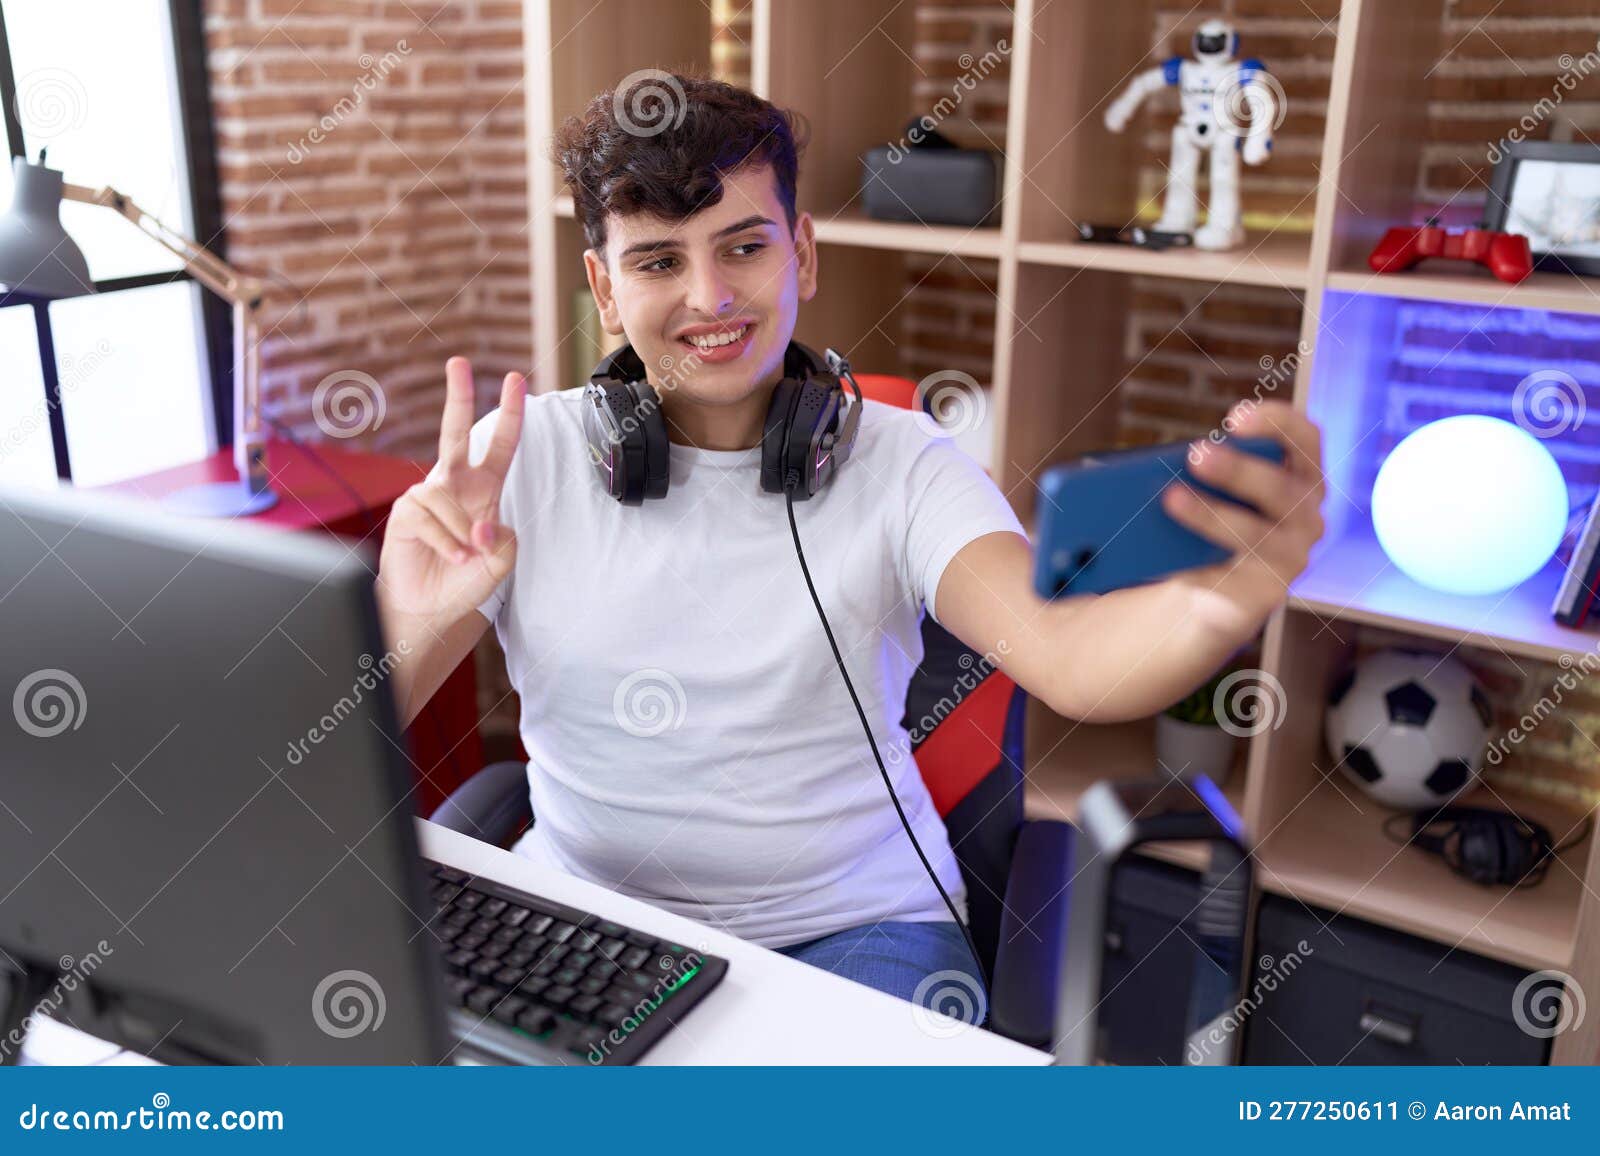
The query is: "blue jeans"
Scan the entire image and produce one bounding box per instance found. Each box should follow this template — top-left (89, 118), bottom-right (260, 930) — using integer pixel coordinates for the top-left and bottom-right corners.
top-left (776, 919), bottom-right (987, 1025)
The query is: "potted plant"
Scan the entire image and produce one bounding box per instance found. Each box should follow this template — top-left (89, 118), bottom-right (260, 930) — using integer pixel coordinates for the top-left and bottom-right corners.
top-left (1155, 666), bottom-right (1245, 786)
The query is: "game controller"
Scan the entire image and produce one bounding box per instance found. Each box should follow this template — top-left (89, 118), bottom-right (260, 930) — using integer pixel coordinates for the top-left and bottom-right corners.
top-left (1077, 222), bottom-right (1194, 252)
top-left (1368, 219), bottom-right (1533, 284)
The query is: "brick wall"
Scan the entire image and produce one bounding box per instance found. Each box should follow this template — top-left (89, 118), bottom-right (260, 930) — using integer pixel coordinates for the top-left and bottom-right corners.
top-left (204, 0), bottom-right (533, 761)
top-left (897, 4), bottom-right (1010, 390)
top-left (205, 0), bottom-right (530, 463)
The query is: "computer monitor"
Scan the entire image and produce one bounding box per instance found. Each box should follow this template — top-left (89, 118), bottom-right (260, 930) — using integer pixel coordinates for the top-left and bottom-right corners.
top-left (0, 481), bottom-right (450, 1063)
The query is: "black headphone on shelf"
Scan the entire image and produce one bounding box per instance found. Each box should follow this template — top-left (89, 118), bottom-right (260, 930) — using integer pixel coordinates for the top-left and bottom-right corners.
top-left (580, 339), bottom-right (863, 505)
top-left (1386, 805), bottom-right (1592, 888)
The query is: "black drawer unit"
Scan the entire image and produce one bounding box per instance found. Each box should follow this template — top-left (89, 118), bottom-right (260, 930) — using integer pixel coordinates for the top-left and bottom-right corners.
top-left (1097, 856), bottom-right (1204, 1065)
top-left (1243, 895), bottom-right (1554, 1065)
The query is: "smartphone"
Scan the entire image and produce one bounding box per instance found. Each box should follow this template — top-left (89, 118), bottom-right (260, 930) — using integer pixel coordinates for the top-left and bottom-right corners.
top-left (1032, 435), bottom-right (1286, 599)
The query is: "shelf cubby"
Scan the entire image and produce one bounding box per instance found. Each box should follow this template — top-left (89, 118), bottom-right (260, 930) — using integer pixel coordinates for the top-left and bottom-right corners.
top-left (1023, 710), bottom-right (1248, 874)
top-left (1258, 775), bottom-right (1588, 974)
top-left (759, 1), bottom-right (1001, 231)
top-left (1018, 230), bottom-right (1313, 291)
top-left (1245, 606), bottom-right (1590, 974)
top-left (1324, 268), bottom-right (1600, 318)
top-left (1289, 522), bottom-right (1597, 668)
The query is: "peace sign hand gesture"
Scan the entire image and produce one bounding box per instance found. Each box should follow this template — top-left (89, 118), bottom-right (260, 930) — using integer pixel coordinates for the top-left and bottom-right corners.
top-left (379, 357), bottom-right (525, 623)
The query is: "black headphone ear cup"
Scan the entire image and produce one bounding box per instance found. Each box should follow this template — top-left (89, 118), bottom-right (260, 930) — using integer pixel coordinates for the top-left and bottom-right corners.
top-left (1497, 816), bottom-right (1539, 884)
top-left (582, 381), bottom-right (632, 502)
top-left (773, 376), bottom-right (844, 499)
top-left (761, 376), bottom-right (803, 494)
top-left (626, 379), bottom-right (670, 500)
top-left (760, 341), bottom-right (848, 498)
top-left (1458, 822), bottom-right (1502, 884)
top-left (800, 377), bottom-right (843, 492)
top-left (580, 340), bottom-right (676, 505)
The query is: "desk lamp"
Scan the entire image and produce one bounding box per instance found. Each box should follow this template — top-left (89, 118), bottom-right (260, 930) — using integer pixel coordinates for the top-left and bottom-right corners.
top-left (0, 152), bottom-right (276, 515)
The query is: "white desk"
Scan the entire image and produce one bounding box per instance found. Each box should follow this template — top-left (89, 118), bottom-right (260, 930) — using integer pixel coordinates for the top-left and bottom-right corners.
top-left (21, 820), bottom-right (1050, 1066)
top-left (422, 821), bottom-right (1050, 1065)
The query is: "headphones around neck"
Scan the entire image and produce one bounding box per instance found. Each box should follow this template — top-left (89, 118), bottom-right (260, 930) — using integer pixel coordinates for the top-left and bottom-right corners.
top-left (1388, 805), bottom-right (1582, 888)
top-left (581, 339), bottom-right (863, 505)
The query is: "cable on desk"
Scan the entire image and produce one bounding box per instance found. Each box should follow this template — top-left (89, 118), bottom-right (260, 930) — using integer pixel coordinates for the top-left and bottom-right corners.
top-left (785, 478), bottom-right (990, 997)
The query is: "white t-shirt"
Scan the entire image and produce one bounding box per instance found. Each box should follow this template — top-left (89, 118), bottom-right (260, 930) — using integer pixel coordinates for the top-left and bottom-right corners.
top-left (445, 386), bottom-right (1027, 950)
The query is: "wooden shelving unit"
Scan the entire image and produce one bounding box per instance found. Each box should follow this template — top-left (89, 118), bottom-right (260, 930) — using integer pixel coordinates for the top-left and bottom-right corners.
top-left (522, 0), bottom-right (1600, 1065)
top-left (1255, 776), bottom-right (1588, 974)
top-left (1022, 713), bottom-right (1249, 874)
top-left (1289, 524), bottom-right (1599, 667)
top-left (1323, 268), bottom-right (1600, 317)
top-left (1018, 230), bottom-right (1313, 291)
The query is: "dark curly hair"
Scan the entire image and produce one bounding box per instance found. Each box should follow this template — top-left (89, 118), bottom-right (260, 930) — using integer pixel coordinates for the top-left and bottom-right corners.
top-left (551, 70), bottom-right (809, 258)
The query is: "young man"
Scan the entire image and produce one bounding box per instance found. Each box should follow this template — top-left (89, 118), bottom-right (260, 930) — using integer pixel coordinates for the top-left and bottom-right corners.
top-left (377, 75), bottom-right (1326, 1015)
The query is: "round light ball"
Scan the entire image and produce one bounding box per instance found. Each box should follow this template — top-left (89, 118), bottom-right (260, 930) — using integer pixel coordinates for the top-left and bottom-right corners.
top-left (1371, 415), bottom-right (1567, 597)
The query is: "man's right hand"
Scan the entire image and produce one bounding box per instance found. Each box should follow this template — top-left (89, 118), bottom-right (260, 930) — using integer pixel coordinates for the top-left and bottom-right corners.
top-left (379, 356), bottom-right (525, 624)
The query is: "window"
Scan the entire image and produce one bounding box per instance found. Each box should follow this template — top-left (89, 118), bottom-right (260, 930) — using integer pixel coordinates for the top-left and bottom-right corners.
top-left (0, 0), bottom-right (227, 488)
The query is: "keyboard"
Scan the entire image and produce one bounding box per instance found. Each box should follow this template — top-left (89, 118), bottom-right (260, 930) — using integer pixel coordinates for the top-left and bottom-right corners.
top-left (422, 860), bottom-right (728, 1065)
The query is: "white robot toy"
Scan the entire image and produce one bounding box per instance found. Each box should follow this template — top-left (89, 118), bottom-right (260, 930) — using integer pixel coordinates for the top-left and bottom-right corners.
top-left (1103, 18), bottom-right (1279, 251)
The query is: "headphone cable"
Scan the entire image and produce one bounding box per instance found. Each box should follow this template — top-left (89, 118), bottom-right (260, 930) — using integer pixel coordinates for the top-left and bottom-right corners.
top-left (1384, 807), bottom-right (1595, 888)
top-left (783, 480), bottom-right (989, 993)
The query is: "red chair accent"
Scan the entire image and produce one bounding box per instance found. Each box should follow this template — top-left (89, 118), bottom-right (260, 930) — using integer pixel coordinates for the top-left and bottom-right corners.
top-left (850, 372), bottom-right (920, 411)
top-left (861, 374), bottom-right (1021, 820)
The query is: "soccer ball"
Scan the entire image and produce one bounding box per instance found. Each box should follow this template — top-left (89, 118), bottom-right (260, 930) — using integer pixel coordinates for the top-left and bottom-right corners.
top-left (1324, 648), bottom-right (1492, 810)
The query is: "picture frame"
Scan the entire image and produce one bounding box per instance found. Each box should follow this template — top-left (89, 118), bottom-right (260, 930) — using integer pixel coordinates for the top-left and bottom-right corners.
top-left (1485, 140), bottom-right (1600, 277)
